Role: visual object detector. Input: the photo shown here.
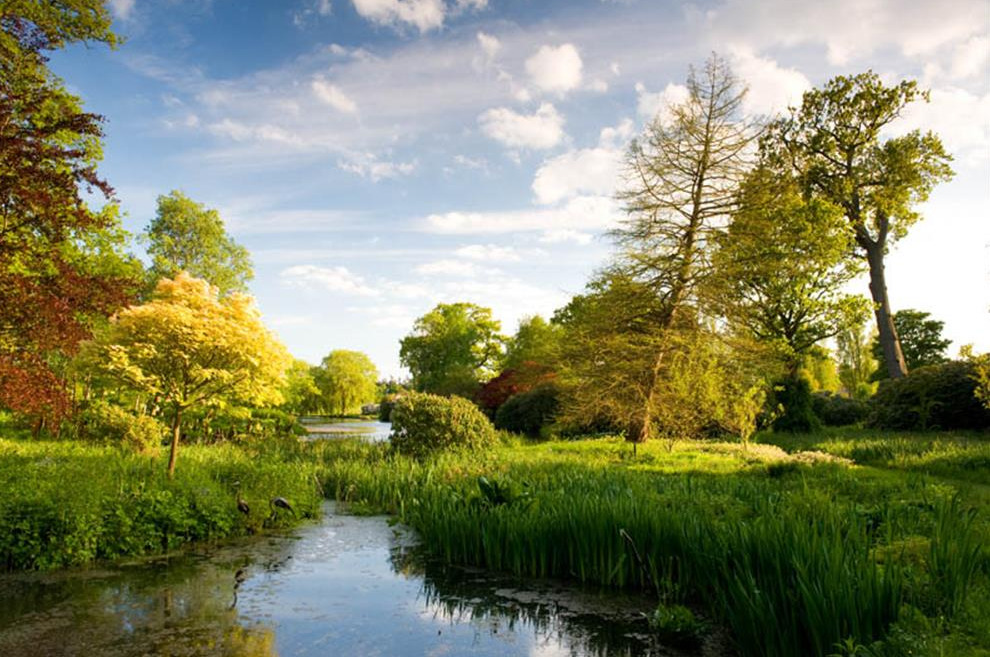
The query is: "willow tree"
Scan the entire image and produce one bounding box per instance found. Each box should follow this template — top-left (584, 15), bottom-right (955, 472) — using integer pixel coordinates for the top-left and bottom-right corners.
top-left (769, 73), bottom-right (953, 378)
top-left (318, 350), bottom-right (379, 416)
top-left (604, 53), bottom-right (758, 444)
top-left (81, 273), bottom-right (290, 476)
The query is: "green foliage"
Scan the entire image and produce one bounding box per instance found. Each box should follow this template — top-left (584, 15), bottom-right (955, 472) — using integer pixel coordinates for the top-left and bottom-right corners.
top-left (771, 375), bottom-right (822, 433)
top-left (837, 322), bottom-right (879, 400)
top-left (317, 350), bottom-right (379, 416)
top-left (970, 351), bottom-right (990, 410)
top-left (502, 315), bottom-right (563, 371)
top-left (389, 391), bottom-right (497, 458)
top-left (649, 603), bottom-right (707, 649)
top-left (142, 191), bottom-right (253, 296)
top-left (868, 361), bottom-right (990, 431)
top-left (279, 358), bottom-right (320, 415)
top-left (399, 302), bottom-right (504, 398)
top-left (812, 393), bottom-right (869, 427)
top-left (494, 384), bottom-right (560, 437)
top-left (871, 309), bottom-right (951, 380)
top-left (76, 399), bottom-right (165, 452)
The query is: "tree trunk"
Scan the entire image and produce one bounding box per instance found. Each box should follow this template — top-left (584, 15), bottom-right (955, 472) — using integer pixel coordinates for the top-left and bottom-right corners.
top-left (865, 243), bottom-right (907, 379)
top-left (167, 406), bottom-right (182, 478)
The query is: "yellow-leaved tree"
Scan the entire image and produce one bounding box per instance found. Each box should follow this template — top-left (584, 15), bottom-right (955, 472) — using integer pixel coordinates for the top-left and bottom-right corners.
top-left (82, 273), bottom-right (291, 476)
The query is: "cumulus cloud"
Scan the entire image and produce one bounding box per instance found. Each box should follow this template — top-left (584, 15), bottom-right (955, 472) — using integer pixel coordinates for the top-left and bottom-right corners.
top-left (634, 82), bottom-right (690, 122)
top-left (525, 44), bottom-right (584, 95)
top-left (478, 103), bottom-right (566, 150)
top-left (532, 146), bottom-right (623, 205)
top-left (476, 31), bottom-right (501, 64)
top-left (538, 229), bottom-right (593, 245)
top-left (950, 36), bottom-right (990, 79)
top-left (351, 0), bottom-right (446, 32)
top-left (281, 265), bottom-right (379, 296)
top-left (311, 78), bottom-right (358, 113)
top-left (890, 87), bottom-right (990, 164)
top-left (727, 48), bottom-right (810, 116)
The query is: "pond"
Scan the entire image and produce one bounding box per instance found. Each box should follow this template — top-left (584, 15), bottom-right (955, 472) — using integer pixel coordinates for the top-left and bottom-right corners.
top-left (0, 503), bottom-right (679, 656)
top-left (300, 417), bottom-right (391, 442)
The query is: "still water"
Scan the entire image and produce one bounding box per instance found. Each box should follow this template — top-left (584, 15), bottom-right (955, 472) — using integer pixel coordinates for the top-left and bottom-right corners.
top-left (300, 417), bottom-right (391, 442)
top-left (0, 503), bottom-right (671, 656)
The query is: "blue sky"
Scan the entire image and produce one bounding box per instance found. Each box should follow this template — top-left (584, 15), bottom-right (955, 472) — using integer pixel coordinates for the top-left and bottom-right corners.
top-left (53, 0), bottom-right (990, 377)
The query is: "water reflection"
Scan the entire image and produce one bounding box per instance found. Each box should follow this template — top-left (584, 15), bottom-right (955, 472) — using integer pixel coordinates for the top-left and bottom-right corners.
top-left (300, 417), bottom-right (391, 442)
top-left (0, 503), bottom-right (669, 656)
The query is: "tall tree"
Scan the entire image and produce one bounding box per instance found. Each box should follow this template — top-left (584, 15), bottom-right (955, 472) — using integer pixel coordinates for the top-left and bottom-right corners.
top-left (318, 350), bottom-right (379, 416)
top-left (0, 1), bottom-right (137, 431)
top-left (142, 191), bottom-right (253, 296)
top-left (603, 53), bottom-right (757, 443)
top-left (870, 309), bottom-right (950, 380)
top-left (711, 168), bottom-right (870, 375)
top-left (503, 315), bottom-right (563, 371)
top-left (769, 73), bottom-right (954, 378)
top-left (399, 302), bottom-right (504, 398)
top-left (836, 321), bottom-right (878, 400)
top-left (79, 273), bottom-right (290, 476)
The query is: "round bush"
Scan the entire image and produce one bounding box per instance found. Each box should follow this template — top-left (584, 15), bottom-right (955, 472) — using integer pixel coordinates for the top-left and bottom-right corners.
top-left (389, 391), bottom-right (497, 458)
top-left (494, 384), bottom-right (560, 437)
top-left (868, 360), bottom-right (990, 430)
top-left (811, 392), bottom-right (869, 427)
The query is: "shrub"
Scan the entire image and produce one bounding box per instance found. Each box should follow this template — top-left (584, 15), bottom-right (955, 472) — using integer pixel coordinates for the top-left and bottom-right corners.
top-left (494, 384), bottom-right (560, 437)
top-left (378, 394), bottom-right (400, 422)
top-left (389, 391), bottom-right (497, 458)
top-left (811, 392), bottom-right (869, 426)
top-left (868, 361), bottom-right (990, 431)
top-left (771, 376), bottom-right (821, 433)
top-left (77, 400), bottom-right (165, 452)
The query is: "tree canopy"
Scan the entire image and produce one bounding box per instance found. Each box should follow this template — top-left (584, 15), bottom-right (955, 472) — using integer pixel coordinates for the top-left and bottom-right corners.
top-left (142, 191), bottom-right (254, 296)
top-left (770, 72), bottom-right (954, 378)
top-left (399, 303), bottom-right (504, 398)
top-left (317, 350), bottom-right (379, 416)
top-left (80, 273), bottom-right (290, 475)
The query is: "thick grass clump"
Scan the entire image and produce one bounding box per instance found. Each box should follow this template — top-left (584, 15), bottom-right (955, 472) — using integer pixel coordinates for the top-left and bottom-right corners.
top-left (312, 435), bottom-right (988, 657)
top-left (0, 436), bottom-right (323, 570)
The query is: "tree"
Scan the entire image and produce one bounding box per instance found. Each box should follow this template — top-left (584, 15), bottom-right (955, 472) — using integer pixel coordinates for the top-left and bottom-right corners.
top-left (317, 350), bottom-right (379, 416)
top-left (280, 359), bottom-right (320, 415)
top-left (0, 2), bottom-right (138, 431)
top-left (598, 53), bottom-right (757, 444)
top-left (770, 72), bottom-right (954, 378)
top-left (836, 321), bottom-right (878, 400)
top-left (870, 309), bottom-right (950, 380)
top-left (80, 273), bottom-right (290, 476)
top-left (142, 191), bottom-right (253, 296)
top-left (712, 169), bottom-right (869, 371)
top-left (399, 303), bottom-right (504, 398)
top-left (503, 315), bottom-right (563, 371)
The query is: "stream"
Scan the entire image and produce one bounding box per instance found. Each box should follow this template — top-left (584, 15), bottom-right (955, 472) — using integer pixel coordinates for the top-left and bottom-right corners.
top-left (0, 502), bottom-right (677, 656)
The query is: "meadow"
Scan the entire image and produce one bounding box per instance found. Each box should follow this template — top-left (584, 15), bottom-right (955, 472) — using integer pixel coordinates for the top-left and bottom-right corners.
top-left (1, 423), bottom-right (987, 656)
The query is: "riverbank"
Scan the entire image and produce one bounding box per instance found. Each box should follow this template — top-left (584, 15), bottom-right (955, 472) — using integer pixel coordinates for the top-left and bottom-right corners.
top-left (1, 427), bottom-right (987, 655)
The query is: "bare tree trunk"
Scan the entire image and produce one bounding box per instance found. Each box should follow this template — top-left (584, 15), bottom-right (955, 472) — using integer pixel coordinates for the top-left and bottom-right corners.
top-left (167, 406), bottom-right (182, 478)
top-left (865, 243), bottom-right (907, 379)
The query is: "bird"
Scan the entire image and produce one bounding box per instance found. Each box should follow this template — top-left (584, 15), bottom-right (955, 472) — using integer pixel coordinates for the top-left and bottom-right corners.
top-left (230, 566), bottom-right (248, 610)
top-left (232, 481), bottom-right (250, 516)
top-left (267, 496), bottom-right (295, 524)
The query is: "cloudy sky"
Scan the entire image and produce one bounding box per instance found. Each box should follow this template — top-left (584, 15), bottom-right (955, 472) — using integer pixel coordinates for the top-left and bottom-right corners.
top-left (54, 0), bottom-right (989, 376)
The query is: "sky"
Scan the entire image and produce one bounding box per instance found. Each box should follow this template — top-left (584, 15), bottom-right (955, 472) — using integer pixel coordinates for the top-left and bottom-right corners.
top-left (51, 0), bottom-right (990, 378)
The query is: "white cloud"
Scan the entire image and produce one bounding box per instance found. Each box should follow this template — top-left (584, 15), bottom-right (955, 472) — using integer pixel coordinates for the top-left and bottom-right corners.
top-left (702, 0), bottom-right (988, 66)
top-left (455, 244), bottom-right (522, 262)
top-left (311, 78), bottom-right (358, 113)
top-left (727, 48), bottom-right (810, 116)
top-left (338, 153), bottom-right (416, 180)
top-left (351, 0), bottom-right (446, 32)
top-left (532, 146), bottom-right (623, 205)
top-left (477, 31), bottom-right (501, 64)
top-left (890, 87), bottom-right (990, 164)
top-left (634, 82), bottom-right (689, 122)
top-left (108, 0), bottom-right (135, 20)
top-left (525, 44), bottom-right (584, 95)
top-left (280, 265), bottom-right (380, 296)
top-left (539, 229), bottom-right (594, 245)
top-left (415, 259), bottom-right (498, 277)
top-left (950, 36), bottom-right (990, 79)
top-left (478, 103), bottom-right (566, 150)
top-left (423, 195), bottom-right (621, 234)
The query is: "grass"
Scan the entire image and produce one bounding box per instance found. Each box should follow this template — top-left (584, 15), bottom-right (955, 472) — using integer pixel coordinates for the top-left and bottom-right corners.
top-left (1, 421), bottom-right (987, 656)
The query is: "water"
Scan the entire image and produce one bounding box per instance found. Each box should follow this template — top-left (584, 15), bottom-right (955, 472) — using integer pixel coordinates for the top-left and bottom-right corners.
top-left (0, 503), bottom-right (676, 656)
top-left (301, 417), bottom-right (391, 442)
